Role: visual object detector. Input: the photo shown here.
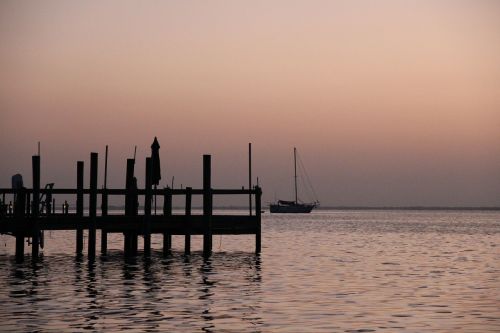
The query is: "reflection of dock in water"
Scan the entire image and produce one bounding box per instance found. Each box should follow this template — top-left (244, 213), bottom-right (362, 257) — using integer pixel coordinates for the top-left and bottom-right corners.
top-left (0, 151), bottom-right (262, 263)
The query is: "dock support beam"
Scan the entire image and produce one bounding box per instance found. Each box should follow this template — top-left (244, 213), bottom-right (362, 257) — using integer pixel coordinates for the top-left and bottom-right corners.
top-left (88, 153), bottom-right (98, 261)
top-left (101, 145), bottom-right (108, 255)
top-left (184, 187), bottom-right (192, 255)
top-left (249, 143), bottom-right (252, 215)
top-left (203, 155), bottom-right (212, 257)
top-left (101, 189), bottom-right (108, 255)
top-left (14, 187), bottom-right (26, 263)
top-left (144, 157), bottom-right (152, 257)
top-left (163, 188), bottom-right (172, 256)
top-left (124, 159), bottom-right (136, 256)
top-left (255, 186), bottom-right (262, 253)
top-left (32, 155), bottom-right (40, 260)
top-left (76, 161), bottom-right (84, 255)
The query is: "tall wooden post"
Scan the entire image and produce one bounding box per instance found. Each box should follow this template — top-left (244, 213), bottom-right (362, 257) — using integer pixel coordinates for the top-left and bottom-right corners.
top-left (163, 188), bottom-right (172, 256)
top-left (15, 187), bottom-right (26, 263)
top-left (144, 157), bottom-right (152, 256)
top-left (203, 155), bottom-right (212, 257)
top-left (184, 187), bottom-right (192, 255)
top-left (124, 158), bottom-right (135, 256)
top-left (132, 174), bottom-right (139, 255)
top-left (101, 145), bottom-right (108, 255)
top-left (88, 152), bottom-right (98, 261)
top-left (255, 186), bottom-right (262, 253)
top-left (76, 161), bottom-right (84, 255)
top-left (32, 155), bottom-right (40, 260)
top-left (101, 189), bottom-right (108, 255)
top-left (249, 143), bottom-right (252, 215)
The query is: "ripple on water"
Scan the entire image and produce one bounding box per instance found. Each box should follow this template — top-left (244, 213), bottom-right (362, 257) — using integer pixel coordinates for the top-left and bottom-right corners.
top-left (0, 210), bottom-right (499, 332)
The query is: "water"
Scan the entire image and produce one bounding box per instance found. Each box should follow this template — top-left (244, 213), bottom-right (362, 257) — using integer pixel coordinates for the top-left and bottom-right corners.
top-left (0, 210), bottom-right (499, 332)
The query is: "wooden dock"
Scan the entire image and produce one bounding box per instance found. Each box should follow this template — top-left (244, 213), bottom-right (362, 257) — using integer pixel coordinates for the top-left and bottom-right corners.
top-left (0, 153), bottom-right (262, 262)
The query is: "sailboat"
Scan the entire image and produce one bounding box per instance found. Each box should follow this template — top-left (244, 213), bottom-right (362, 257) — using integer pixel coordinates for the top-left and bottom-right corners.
top-left (270, 147), bottom-right (319, 213)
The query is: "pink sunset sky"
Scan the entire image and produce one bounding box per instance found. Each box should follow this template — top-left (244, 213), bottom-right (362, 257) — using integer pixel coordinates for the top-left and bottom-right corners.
top-left (0, 1), bottom-right (499, 206)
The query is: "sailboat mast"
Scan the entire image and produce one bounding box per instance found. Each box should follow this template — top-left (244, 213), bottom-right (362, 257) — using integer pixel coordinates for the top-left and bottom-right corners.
top-left (294, 147), bottom-right (298, 204)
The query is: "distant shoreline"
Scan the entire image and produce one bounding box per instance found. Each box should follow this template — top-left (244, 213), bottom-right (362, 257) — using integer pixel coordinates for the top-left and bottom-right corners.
top-left (101, 205), bottom-right (500, 211)
top-left (314, 206), bottom-right (500, 211)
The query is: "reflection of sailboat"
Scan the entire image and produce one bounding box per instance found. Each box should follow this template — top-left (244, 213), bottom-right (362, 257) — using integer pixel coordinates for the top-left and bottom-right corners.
top-left (270, 148), bottom-right (319, 213)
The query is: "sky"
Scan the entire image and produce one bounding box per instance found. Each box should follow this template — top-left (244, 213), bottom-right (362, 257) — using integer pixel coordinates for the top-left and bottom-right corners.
top-left (0, 0), bottom-right (499, 207)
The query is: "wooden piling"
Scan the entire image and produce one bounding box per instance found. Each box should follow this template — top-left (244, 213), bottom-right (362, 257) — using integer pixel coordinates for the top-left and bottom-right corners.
top-left (124, 158), bottom-right (135, 256)
top-left (203, 155), bottom-right (212, 257)
top-left (88, 153), bottom-right (98, 261)
top-left (101, 145), bottom-right (108, 255)
top-left (184, 187), bottom-right (192, 255)
top-left (76, 161), bottom-right (84, 255)
top-left (255, 186), bottom-right (262, 253)
top-left (32, 155), bottom-right (40, 260)
top-left (14, 187), bottom-right (26, 263)
top-left (131, 177), bottom-right (139, 256)
top-left (101, 189), bottom-right (108, 255)
top-left (144, 157), bottom-right (152, 257)
top-left (249, 143), bottom-right (252, 216)
top-left (163, 188), bottom-right (172, 256)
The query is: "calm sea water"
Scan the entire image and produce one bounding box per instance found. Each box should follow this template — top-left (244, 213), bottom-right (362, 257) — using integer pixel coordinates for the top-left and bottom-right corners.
top-left (0, 210), bottom-right (499, 332)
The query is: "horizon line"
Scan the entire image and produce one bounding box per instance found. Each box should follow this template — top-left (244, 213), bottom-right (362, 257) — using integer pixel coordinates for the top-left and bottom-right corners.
top-left (97, 205), bottom-right (500, 211)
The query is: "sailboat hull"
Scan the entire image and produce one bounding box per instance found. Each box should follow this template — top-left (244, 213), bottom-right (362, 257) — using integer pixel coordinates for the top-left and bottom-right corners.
top-left (269, 203), bottom-right (315, 213)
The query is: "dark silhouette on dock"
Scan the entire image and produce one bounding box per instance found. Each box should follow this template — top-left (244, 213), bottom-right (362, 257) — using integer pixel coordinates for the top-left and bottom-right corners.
top-left (151, 137), bottom-right (161, 216)
top-left (0, 140), bottom-right (262, 263)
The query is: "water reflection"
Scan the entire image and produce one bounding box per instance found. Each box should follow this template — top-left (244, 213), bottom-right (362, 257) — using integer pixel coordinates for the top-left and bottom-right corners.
top-left (1, 211), bottom-right (499, 332)
top-left (0, 251), bottom-right (263, 332)
top-left (196, 254), bottom-right (263, 332)
top-left (200, 258), bottom-right (215, 332)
